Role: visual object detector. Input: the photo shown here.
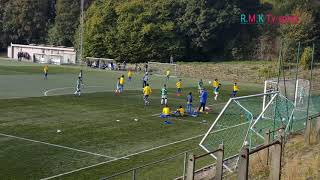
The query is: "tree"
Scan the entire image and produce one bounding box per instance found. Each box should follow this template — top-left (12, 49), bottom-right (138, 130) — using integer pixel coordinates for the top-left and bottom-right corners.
top-left (1, 0), bottom-right (49, 46)
top-left (47, 0), bottom-right (80, 46)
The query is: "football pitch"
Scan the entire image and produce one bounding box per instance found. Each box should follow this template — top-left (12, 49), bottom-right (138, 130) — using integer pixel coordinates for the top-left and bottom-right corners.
top-left (0, 59), bottom-right (262, 179)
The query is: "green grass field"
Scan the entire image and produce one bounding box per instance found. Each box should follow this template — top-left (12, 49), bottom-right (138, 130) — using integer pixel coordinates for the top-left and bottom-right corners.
top-left (0, 59), bottom-right (262, 180)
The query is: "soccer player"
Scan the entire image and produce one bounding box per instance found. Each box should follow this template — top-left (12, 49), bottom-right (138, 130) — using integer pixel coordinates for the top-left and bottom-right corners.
top-left (43, 65), bottom-right (48, 80)
top-left (198, 79), bottom-right (203, 94)
top-left (186, 92), bottom-right (193, 114)
top-left (74, 77), bottom-right (81, 96)
top-left (174, 105), bottom-right (185, 117)
top-left (143, 83), bottom-right (152, 105)
top-left (119, 75), bottom-right (125, 92)
top-left (115, 78), bottom-right (121, 94)
top-left (160, 104), bottom-right (171, 118)
top-left (214, 83), bottom-right (221, 101)
top-left (142, 72), bottom-right (149, 88)
top-left (231, 83), bottom-right (239, 97)
top-left (176, 79), bottom-right (182, 96)
top-left (128, 69), bottom-right (133, 81)
top-left (166, 70), bottom-right (170, 81)
top-left (161, 84), bottom-right (168, 105)
top-left (198, 88), bottom-right (208, 112)
top-left (79, 69), bottom-right (84, 85)
top-left (213, 79), bottom-right (219, 93)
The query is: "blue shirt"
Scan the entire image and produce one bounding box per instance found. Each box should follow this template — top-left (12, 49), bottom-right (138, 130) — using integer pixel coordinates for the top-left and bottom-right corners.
top-left (200, 91), bottom-right (208, 103)
top-left (187, 94), bottom-right (193, 103)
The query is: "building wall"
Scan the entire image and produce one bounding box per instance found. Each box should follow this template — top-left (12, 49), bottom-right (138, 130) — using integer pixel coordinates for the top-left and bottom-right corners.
top-left (8, 44), bottom-right (77, 65)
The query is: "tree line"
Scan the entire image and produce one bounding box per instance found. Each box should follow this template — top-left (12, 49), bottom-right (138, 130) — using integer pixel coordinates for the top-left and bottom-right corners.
top-left (0, 0), bottom-right (319, 62)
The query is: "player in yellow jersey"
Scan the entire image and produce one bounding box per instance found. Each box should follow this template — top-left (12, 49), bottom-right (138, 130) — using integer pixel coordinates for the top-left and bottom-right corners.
top-left (160, 104), bottom-right (171, 118)
top-left (43, 65), bottom-right (48, 80)
top-left (174, 105), bottom-right (185, 117)
top-left (212, 78), bottom-right (219, 92)
top-left (166, 70), bottom-right (170, 81)
top-left (119, 75), bottom-right (125, 92)
top-left (176, 79), bottom-right (182, 96)
top-left (128, 70), bottom-right (133, 81)
top-left (143, 83), bottom-right (152, 105)
top-left (231, 83), bottom-right (239, 97)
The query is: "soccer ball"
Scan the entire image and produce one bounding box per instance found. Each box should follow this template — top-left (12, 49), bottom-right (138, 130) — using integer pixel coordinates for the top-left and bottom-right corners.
top-left (116, 120), bottom-right (120, 122)
top-left (134, 118), bottom-right (138, 121)
top-left (57, 129), bottom-right (61, 133)
top-left (209, 81), bottom-right (212, 84)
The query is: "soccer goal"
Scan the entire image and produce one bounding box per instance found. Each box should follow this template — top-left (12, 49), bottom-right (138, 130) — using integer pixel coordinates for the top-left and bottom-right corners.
top-left (199, 91), bottom-right (295, 171)
top-left (148, 62), bottom-right (178, 77)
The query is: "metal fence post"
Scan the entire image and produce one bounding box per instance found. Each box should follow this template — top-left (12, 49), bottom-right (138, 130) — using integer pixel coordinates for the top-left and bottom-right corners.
top-left (264, 129), bottom-right (270, 166)
top-left (304, 118), bottom-right (312, 145)
top-left (132, 169), bottom-right (136, 180)
top-left (269, 141), bottom-right (282, 180)
top-left (237, 146), bottom-right (249, 180)
top-left (215, 144), bottom-right (224, 180)
top-left (183, 152), bottom-right (188, 180)
top-left (186, 153), bottom-right (195, 180)
top-left (316, 117), bottom-right (320, 143)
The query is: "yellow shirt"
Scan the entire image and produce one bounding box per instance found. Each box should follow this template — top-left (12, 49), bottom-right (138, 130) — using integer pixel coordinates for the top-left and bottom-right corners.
top-left (128, 71), bottom-right (132, 77)
top-left (178, 108), bottom-right (185, 115)
top-left (162, 107), bottom-right (170, 115)
top-left (143, 86), bottom-right (152, 95)
top-left (213, 80), bottom-right (219, 88)
top-left (176, 81), bottom-right (182, 88)
top-left (43, 66), bottom-right (48, 73)
top-left (233, 85), bottom-right (239, 91)
top-left (120, 77), bottom-right (124, 85)
top-left (166, 70), bottom-right (170, 76)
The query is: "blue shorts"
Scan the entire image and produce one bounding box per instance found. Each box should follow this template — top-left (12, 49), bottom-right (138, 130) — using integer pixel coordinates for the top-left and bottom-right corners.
top-left (160, 114), bottom-right (170, 118)
top-left (177, 88), bottom-right (182, 93)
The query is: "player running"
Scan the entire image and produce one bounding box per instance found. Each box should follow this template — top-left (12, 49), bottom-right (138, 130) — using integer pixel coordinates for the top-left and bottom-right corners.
top-left (212, 79), bottom-right (219, 93)
top-left (119, 75), bottom-right (125, 92)
top-left (231, 83), bottom-right (239, 97)
top-left (143, 83), bottom-right (152, 105)
top-left (198, 79), bottom-right (203, 94)
top-left (43, 65), bottom-right (48, 80)
top-left (161, 84), bottom-right (168, 105)
top-left (128, 69), bottom-right (133, 81)
top-left (79, 69), bottom-right (84, 85)
top-left (214, 83), bottom-right (221, 101)
top-left (176, 79), bottom-right (182, 96)
top-left (74, 77), bottom-right (82, 96)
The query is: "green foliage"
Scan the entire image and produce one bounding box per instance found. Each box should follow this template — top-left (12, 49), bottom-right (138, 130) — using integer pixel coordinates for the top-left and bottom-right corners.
top-left (47, 0), bottom-right (80, 46)
top-left (1, 0), bottom-right (49, 45)
top-left (300, 46), bottom-right (313, 70)
top-left (279, 8), bottom-right (316, 62)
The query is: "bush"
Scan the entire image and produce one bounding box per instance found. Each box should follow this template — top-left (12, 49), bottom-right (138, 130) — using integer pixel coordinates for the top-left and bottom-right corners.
top-left (300, 47), bottom-right (313, 70)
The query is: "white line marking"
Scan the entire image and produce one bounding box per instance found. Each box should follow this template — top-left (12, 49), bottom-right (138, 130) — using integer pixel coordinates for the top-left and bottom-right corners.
top-left (0, 133), bottom-right (119, 159)
top-left (170, 118), bottom-right (208, 124)
top-left (151, 113), bottom-right (160, 117)
top-left (44, 86), bottom-right (108, 96)
top-left (40, 133), bottom-right (205, 180)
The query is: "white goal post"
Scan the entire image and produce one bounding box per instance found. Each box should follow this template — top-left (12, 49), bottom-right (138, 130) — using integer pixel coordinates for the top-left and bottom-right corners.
top-left (263, 79), bottom-right (310, 111)
top-left (147, 62), bottom-right (178, 77)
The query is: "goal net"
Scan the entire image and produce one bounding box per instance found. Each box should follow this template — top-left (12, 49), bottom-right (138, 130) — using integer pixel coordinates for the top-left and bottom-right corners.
top-left (199, 92), bottom-right (295, 171)
top-left (148, 62), bottom-right (178, 77)
top-left (263, 79), bottom-right (311, 132)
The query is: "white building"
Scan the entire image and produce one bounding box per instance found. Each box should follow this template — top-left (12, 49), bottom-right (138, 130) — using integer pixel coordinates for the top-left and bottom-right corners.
top-left (7, 43), bottom-right (77, 65)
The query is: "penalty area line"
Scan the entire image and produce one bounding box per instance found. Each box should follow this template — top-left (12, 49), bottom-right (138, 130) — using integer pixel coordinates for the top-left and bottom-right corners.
top-left (0, 133), bottom-right (120, 160)
top-left (40, 133), bottom-right (206, 180)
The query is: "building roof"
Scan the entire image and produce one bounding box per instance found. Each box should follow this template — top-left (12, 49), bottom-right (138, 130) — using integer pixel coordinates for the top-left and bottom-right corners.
top-left (10, 43), bottom-right (75, 52)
